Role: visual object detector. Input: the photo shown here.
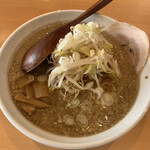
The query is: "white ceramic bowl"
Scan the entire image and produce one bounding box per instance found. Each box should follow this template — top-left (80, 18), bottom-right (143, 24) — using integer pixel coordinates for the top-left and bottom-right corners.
top-left (0, 10), bottom-right (150, 149)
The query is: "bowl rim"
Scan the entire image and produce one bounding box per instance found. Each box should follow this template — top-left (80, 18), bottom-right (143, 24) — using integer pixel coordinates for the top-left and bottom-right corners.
top-left (0, 9), bottom-right (150, 149)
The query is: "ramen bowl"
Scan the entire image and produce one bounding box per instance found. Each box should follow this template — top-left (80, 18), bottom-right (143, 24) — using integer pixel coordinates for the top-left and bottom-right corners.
top-left (0, 10), bottom-right (150, 149)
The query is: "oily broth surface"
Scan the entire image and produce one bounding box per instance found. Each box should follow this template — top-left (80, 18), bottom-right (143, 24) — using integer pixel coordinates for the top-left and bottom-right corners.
top-left (8, 23), bottom-right (139, 137)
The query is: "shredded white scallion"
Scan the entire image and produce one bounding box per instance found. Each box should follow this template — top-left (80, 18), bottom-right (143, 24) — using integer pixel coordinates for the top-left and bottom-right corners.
top-left (48, 22), bottom-right (116, 99)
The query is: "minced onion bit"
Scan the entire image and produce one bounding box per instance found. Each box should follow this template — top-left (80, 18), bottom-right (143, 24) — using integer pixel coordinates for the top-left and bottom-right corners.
top-left (100, 92), bottom-right (114, 106)
top-left (48, 22), bottom-right (118, 99)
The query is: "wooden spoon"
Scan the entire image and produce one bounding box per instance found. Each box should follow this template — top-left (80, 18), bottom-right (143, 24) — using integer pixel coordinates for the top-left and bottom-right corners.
top-left (22, 0), bottom-right (113, 72)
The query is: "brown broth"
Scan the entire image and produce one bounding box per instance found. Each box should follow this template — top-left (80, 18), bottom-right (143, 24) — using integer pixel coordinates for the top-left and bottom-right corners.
top-left (8, 23), bottom-right (139, 137)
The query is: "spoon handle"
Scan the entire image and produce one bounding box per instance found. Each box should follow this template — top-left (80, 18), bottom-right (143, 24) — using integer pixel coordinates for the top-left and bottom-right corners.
top-left (68, 0), bottom-right (113, 26)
